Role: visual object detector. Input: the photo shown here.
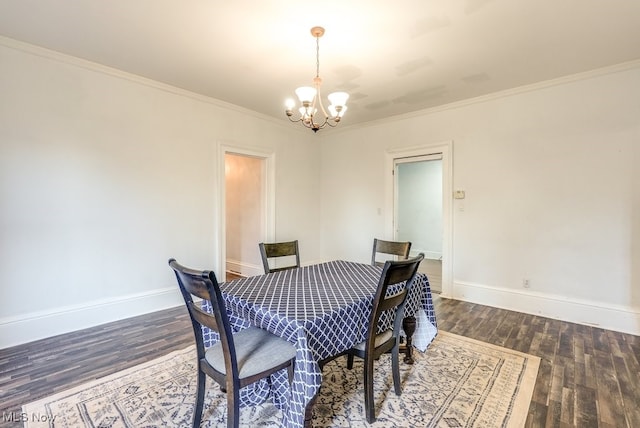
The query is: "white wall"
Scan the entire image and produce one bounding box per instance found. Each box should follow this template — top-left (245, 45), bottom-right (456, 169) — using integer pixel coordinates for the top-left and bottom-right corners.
top-left (0, 40), bottom-right (319, 347)
top-left (1, 36), bottom-right (638, 347)
top-left (319, 64), bottom-right (640, 335)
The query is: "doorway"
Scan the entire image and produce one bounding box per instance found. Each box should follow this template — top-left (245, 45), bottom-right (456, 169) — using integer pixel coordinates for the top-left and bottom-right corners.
top-left (385, 142), bottom-right (452, 297)
top-left (224, 153), bottom-right (265, 278)
top-left (217, 144), bottom-right (275, 281)
top-left (395, 155), bottom-right (443, 293)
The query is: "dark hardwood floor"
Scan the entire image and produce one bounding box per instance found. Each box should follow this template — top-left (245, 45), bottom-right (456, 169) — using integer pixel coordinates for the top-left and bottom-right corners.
top-left (0, 307), bottom-right (193, 427)
top-left (435, 296), bottom-right (640, 428)
top-left (1, 295), bottom-right (639, 427)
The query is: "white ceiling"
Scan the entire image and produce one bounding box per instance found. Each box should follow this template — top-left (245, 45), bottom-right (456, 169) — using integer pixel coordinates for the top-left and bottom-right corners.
top-left (1, 1), bottom-right (640, 127)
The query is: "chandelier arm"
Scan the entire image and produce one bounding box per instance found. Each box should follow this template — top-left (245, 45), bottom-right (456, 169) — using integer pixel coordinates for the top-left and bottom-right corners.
top-left (309, 91), bottom-right (319, 129)
top-left (315, 85), bottom-right (330, 121)
top-left (316, 116), bottom-right (330, 129)
top-left (294, 114), bottom-right (313, 130)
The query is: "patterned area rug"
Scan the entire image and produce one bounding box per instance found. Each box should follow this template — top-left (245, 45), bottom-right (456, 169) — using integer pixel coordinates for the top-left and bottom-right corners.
top-left (23, 331), bottom-right (539, 427)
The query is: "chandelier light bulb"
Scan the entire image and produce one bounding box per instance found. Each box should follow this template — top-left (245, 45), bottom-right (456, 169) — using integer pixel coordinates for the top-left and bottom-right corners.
top-left (329, 104), bottom-right (347, 119)
top-left (295, 86), bottom-right (317, 105)
top-left (327, 92), bottom-right (349, 108)
top-left (285, 99), bottom-right (295, 110)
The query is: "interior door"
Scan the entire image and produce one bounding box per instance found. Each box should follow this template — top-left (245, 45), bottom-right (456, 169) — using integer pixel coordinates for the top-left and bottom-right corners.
top-left (394, 154), bottom-right (443, 293)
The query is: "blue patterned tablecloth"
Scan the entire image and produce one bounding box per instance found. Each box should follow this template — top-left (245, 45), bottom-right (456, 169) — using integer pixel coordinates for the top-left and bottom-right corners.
top-left (202, 260), bottom-right (437, 428)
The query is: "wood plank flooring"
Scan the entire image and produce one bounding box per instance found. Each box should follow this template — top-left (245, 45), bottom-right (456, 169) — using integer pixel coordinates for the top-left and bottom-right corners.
top-left (435, 296), bottom-right (640, 428)
top-left (1, 295), bottom-right (639, 427)
top-left (0, 307), bottom-right (193, 427)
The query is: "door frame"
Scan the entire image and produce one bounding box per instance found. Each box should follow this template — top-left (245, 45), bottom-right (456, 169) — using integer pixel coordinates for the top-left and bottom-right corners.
top-left (216, 142), bottom-right (276, 281)
top-left (385, 141), bottom-right (453, 297)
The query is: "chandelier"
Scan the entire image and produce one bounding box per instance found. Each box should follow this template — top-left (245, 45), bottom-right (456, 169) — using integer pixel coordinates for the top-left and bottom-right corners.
top-left (285, 26), bottom-right (349, 133)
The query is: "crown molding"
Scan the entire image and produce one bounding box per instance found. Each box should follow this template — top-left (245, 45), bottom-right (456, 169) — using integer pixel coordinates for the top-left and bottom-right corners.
top-left (3, 35), bottom-right (638, 136)
top-left (337, 58), bottom-right (640, 132)
top-left (0, 35), bottom-right (304, 134)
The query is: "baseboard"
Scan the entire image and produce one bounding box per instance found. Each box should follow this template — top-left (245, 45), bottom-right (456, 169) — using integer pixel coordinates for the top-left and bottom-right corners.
top-left (410, 249), bottom-right (441, 260)
top-left (0, 287), bottom-right (184, 349)
top-left (452, 281), bottom-right (640, 336)
top-left (225, 259), bottom-right (263, 277)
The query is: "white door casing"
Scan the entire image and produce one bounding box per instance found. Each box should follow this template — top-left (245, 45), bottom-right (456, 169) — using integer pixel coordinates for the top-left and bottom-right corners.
top-left (216, 142), bottom-right (276, 281)
top-left (385, 141), bottom-right (453, 297)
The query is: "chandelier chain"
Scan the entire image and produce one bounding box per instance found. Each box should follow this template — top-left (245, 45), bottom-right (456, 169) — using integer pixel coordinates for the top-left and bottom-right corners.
top-left (316, 35), bottom-right (320, 78)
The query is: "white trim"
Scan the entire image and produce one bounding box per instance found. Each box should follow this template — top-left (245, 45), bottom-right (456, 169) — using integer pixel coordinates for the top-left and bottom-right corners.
top-left (394, 153), bottom-right (443, 163)
top-left (0, 287), bottom-right (183, 348)
top-left (453, 280), bottom-right (640, 336)
top-left (216, 142), bottom-right (276, 281)
top-left (4, 35), bottom-right (638, 135)
top-left (225, 259), bottom-right (263, 277)
top-left (410, 249), bottom-right (442, 260)
top-left (385, 141), bottom-right (453, 297)
top-left (0, 35), bottom-right (307, 133)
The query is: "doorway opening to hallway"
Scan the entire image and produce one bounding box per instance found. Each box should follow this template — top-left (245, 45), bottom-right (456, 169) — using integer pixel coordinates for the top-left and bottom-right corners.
top-left (387, 142), bottom-right (452, 296)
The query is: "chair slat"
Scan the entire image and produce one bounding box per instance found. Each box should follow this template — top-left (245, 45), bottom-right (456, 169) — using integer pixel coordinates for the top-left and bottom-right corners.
top-left (189, 303), bottom-right (219, 333)
top-left (259, 240), bottom-right (300, 274)
top-left (371, 238), bottom-right (412, 266)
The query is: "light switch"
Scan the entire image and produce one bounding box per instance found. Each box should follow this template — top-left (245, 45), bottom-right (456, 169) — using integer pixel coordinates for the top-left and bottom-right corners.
top-left (454, 190), bottom-right (465, 199)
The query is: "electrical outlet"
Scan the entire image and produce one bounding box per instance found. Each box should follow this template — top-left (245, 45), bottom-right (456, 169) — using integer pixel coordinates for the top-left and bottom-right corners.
top-left (522, 279), bottom-right (530, 288)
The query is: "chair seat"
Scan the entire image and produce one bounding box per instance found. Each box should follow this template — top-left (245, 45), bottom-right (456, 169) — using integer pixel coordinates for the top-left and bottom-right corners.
top-left (352, 329), bottom-right (393, 351)
top-left (205, 327), bottom-right (296, 379)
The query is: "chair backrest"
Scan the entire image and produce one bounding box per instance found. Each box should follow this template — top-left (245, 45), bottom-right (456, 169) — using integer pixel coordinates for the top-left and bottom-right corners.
top-left (367, 253), bottom-right (425, 348)
top-left (259, 240), bottom-right (300, 274)
top-left (168, 258), bottom-right (239, 379)
top-left (371, 238), bottom-right (412, 266)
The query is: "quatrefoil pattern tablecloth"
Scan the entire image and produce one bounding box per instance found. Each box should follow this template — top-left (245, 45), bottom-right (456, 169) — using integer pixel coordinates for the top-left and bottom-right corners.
top-left (201, 260), bottom-right (437, 428)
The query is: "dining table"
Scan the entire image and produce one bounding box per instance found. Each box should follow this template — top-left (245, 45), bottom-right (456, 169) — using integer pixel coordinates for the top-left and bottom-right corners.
top-left (201, 259), bottom-right (438, 428)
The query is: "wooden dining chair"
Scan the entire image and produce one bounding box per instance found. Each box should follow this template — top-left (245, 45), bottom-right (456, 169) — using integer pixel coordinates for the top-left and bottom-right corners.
top-left (168, 259), bottom-right (296, 428)
top-left (320, 253), bottom-right (424, 423)
top-left (259, 240), bottom-right (300, 274)
top-left (371, 238), bottom-right (412, 266)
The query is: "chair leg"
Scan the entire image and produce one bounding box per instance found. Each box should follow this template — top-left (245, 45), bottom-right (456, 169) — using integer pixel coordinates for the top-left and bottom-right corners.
top-left (392, 345), bottom-right (402, 395)
top-left (347, 353), bottom-right (354, 370)
top-left (287, 360), bottom-right (295, 384)
top-left (364, 356), bottom-right (376, 423)
top-left (226, 385), bottom-right (240, 428)
top-left (192, 370), bottom-right (206, 428)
